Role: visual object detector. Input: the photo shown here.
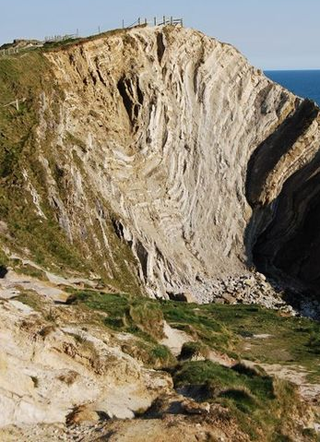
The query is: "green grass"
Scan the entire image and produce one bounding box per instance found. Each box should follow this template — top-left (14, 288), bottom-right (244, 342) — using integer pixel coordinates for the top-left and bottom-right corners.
top-left (64, 291), bottom-right (320, 437)
top-left (179, 341), bottom-right (210, 360)
top-left (41, 27), bottom-right (127, 53)
top-left (174, 360), bottom-right (274, 401)
top-left (122, 340), bottom-right (176, 368)
top-left (67, 290), bottom-right (178, 367)
top-left (15, 291), bottom-right (46, 312)
top-left (68, 291), bottom-right (320, 380)
top-left (173, 360), bottom-right (307, 441)
top-left (12, 263), bottom-right (48, 280)
top-left (160, 300), bottom-right (235, 354)
top-left (0, 52), bottom-right (88, 274)
top-left (198, 303), bottom-right (320, 380)
top-left (0, 53), bottom-right (48, 178)
top-left (68, 290), bottom-right (164, 340)
top-left (66, 286), bottom-right (320, 439)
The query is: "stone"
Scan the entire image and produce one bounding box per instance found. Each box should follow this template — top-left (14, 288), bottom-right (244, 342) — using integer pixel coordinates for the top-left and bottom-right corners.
top-left (222, 293), bottom-right (236, 304)
top-left (0, 300), bottom-right (173, 427)
top-left (66, 406), bottom-right (101, 426)
top-left (181, 400), bottom-right (210, 415)
top-left (167, 292), bottom-right (196, 303)
top-left (256, 272), bottom-right (267, 282)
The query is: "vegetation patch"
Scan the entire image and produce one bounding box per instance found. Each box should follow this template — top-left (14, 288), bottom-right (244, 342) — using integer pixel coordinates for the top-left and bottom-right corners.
top-left (42, 28), bottom-right (127, 53)
top-left (174, 360), bottom-right (306, 441)
top-left (179, 341), bottom-right (210, 360)
top-left (174, 360), bottom-right (274, 400)
top-left (68, 290), bottom-right (165, 340)
top-left (68, 291), bottom-right (320, 380)
top-left (200, 303), bottom-right (320, 380)
top-left (63, 293), bottom-right (320, 438)
top-left (0, 52), bottom-right (90, 275)
top-left (121, 339), bottom-right (176, 368)
top-left (14, 263), bottom-right (48, 280)
top-left (15, 290), bottom-right (46, 312)
top-left (160, 300), bottom-right (235, 355)
top-left (0, 50), bottom-right (142, 294)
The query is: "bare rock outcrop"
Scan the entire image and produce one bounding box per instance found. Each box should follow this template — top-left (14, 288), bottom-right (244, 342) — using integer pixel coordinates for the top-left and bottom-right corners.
top-left (0, 295), bottom-right (172, 427)
top-left (2, 25), bottom-right (320, 300)
top-left (39, 26), bottom-right (320, 300)
top-left (2, 26), bottom-right (320, 301)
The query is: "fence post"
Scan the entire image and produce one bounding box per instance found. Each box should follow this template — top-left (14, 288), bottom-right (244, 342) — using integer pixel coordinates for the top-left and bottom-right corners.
top-left (170, 16), bottom-right (173, 25)
top-left (138, 17), bottom-right (141, 25)
top-left (154, 17), bottom-right (157, 25)
top-left (122, 19), bottom-right (125, 28)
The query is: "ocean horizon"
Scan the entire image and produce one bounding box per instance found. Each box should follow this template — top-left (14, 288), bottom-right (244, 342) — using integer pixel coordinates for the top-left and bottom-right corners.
top-left (265, 69), bottom-right (320, 106)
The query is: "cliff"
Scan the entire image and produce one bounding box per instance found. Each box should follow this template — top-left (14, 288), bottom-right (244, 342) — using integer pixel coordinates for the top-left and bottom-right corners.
top-left (2, 25), bottom-right (320, 300)
top-left (1, 25), bottom-right (320, 440)
top-left (44, 26), bottom-right (316, 300)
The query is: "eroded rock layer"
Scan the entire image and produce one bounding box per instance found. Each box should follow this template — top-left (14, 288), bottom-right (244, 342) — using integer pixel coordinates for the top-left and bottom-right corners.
top-left (44, 26), bottom-right (320, 298)
top-left (2, 25), bottom-right (320, 299)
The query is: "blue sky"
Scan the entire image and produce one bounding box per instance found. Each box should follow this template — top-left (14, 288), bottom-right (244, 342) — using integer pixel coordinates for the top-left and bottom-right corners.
top-left (1, 0), bottom-right (319, 69)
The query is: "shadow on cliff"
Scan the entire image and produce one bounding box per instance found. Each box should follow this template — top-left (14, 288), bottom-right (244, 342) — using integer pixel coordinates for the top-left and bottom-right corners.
top-left (244, 98), bottom-right (320, 317)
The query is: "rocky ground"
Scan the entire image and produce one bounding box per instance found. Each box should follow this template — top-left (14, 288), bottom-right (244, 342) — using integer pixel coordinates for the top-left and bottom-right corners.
top-left (0, 410), bottom-right (251, 442)
top-left (0, 258), bottom-right (319, 441)
top-left (209, 272), bottom-right (320, 321)
top-left (199, 271), bottom-right (295, 310)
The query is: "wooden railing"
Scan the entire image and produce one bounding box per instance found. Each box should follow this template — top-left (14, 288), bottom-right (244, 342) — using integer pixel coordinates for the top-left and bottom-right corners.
top-left (0, 47), bottom-right (21, 57)
top-left (0, 33), bottom-right (78, 58)
top-left (126, 16), bottom-right (183, 28)
top-left (44, 33), bottom-right (78, 43)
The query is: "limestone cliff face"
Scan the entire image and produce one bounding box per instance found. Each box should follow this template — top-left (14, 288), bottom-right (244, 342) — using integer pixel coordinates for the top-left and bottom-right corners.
top-left (6, 26), bottom-right (320, 299)
top-left (3, 25), bottom-right (320, 438)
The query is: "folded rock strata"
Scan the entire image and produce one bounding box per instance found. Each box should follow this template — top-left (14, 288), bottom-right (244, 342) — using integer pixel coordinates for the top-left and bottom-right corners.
top-left (2, 25), bottom-right (320, 299)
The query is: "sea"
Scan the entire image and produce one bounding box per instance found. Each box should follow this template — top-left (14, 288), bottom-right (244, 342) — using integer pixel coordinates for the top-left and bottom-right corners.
top-left (264, 70), bottom-right (320, 107)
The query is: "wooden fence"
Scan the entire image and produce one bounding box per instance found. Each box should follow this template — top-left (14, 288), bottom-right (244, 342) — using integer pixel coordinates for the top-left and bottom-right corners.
top-left (44, 33), bottom-right (78, 43)
top-left (0, 33), bottom-right (79, 58)
top-left (0, 47), bottom-right (21, 57)
top-left (126, 16), bottom-right (183, 28)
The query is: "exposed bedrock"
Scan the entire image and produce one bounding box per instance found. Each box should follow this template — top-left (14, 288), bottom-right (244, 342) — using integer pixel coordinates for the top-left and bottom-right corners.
top-left (247, 98), bottom-right (320, 290)
top-left (22, 26), bottom-right (320, 299)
